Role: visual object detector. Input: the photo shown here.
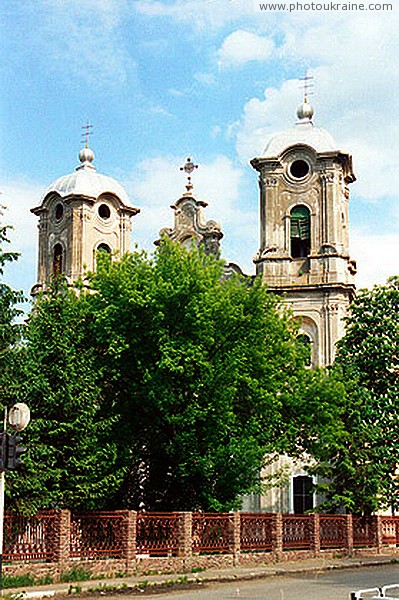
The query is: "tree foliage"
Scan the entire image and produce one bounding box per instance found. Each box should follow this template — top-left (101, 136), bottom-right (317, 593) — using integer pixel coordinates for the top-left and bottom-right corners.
top-left (83, 240), bottom-right (323, 511)
top-left (7, 239), bottom-right (342, 513)
top-left (8, 281), bottom-right (126, 513)
top-left (311, 277), bottom-right (399, 515)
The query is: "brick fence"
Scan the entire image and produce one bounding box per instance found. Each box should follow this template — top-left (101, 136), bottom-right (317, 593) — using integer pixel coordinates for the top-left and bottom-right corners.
top-left (3, 511), bottom-right (399, 581)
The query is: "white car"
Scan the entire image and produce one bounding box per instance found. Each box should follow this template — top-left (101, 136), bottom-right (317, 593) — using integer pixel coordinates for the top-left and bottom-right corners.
top-left (350, 585), bottom-right (399, 599)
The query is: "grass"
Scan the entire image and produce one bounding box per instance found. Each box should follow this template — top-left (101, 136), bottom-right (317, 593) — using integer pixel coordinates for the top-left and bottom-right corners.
top-left (2, 574), bottom-right (53, 589)
top-left (2, 574), bottom-right (36, 589)
top-left (60, 568), bottom-right (92, 584)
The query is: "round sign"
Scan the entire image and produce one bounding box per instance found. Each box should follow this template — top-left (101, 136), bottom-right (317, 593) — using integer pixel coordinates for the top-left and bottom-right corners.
top-left (8, 403), bottom-right (30, 432)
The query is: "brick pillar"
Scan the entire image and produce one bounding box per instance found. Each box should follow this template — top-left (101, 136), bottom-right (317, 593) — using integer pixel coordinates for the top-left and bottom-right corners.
top-left (178, 512), bottom-right (192, 558)
top-left (309, 513), bottom-right (320, 556)
top-left (53, 510), bottom-right (70, 577)
top-left (271, 513), bottom-right (283, 559)
top-left (123, 510), bottom-right (137, 574)
top-left (373, 515), bottom-right (383, 554)
top-left (344, 514), bottom-right (353, 555)
top-left (229, 512), bottom-right (241, 566)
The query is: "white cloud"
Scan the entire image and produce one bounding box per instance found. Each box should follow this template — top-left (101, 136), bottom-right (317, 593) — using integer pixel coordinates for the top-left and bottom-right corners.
top-left (217, 30), bottom-right (274, 68)
top-left (33, 0), bottom-right (134, 87)
top-left (136, 0), bottom-right (253, 29)
top-left (1, 180), bottom-right (42, 253)
top-left (234, 8), bottom-right (399, 203)
top-left (194, 72), bottom-right (217, 86)
top-left (0, 179), bottom-right (43, 296)
top-left (351, 229), bottom-right (399, 290)
top-left (149, 106), bottom-right (174, 117)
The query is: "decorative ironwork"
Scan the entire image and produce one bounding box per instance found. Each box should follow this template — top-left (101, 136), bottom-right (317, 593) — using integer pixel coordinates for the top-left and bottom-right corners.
top-left (319, 515), bottom-right (347, 549)
top-left (5, 511), bottom-right (399, 566)
top-left (4, 511), bottom-right (58, 562)
top-left (192, 513), bottom-right (233, 554)
top-left (353, 516), bottom-right (374, 547)
top-left (71, 512), bottom-right (126, 559)
top-left (136, 513), bottom-right (181, 557)
top-left (282, 515), bottom-right (311, 550)
top-left (381, 516), bottom-right (399, 546)
top-left (240, 513), bottom-right (273, 551)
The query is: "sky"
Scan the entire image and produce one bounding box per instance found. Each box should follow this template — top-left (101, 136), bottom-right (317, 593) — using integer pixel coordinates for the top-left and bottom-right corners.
top-left (1, 0), bottom-right (399, 304)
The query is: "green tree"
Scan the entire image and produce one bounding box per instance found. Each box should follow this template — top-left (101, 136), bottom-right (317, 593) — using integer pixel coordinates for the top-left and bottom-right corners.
top-left (8, 281), bottom-right (126, 513)
top-left (86, 240), bottom-right (324, 511)
top-left (311, 277), bottom-right (399, 515)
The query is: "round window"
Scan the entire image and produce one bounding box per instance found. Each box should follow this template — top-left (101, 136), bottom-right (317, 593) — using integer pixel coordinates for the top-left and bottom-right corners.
top-left (290, 159), bottom-right (310, 179)
top-left (55, 203), bottom-right (64, 221)
top-left (98, 204), bottom-right (111, 220)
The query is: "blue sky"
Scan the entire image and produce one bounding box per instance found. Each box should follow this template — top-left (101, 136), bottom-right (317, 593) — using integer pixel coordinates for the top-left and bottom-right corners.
top-left (1, 0), bottom-right (399, 302)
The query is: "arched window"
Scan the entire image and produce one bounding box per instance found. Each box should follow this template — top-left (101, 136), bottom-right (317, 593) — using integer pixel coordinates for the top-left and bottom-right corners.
top-left (297, 333), bottom-right (312, 367)
top-left (97, 243), bottom-right (111, 254)
top-left (53, 243), bottom-right (63, 276)
top-left (290, 205), bottom-right (310, 258)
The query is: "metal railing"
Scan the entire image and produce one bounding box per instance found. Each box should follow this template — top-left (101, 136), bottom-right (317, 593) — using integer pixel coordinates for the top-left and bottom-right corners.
top-left (3, 511), bottom-right (399, 563)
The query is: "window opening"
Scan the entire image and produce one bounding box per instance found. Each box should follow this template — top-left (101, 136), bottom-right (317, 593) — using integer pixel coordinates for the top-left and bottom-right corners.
top-left (291, 205), bottom-right (310, 258)
top-left (98, 204), bottom-right (111, 220)
top-left (97, 243), bottom-right (111, 254)
top-left (55, 203), bottom-right (64, 221)
top-left (298, 333), bottom-right (312, 367)
top-left (293, 475), bottom-right (314, 514)
top-left (290, 159), bottom-right (310, 179)
top-left (53, 243), bottom-right (63, 276)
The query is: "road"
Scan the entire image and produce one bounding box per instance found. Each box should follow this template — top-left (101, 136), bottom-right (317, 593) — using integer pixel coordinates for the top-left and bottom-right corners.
top-left (120, 565), bottom-right (399, 600)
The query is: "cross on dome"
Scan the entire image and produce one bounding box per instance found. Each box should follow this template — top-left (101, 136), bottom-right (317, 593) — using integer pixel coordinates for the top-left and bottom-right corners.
top-left (297, 75), bottom-right (314, 123)
top-left (180, 157), bottom-right (198, 192)
top-left (81, 120), bottom-right (93, 149)
top-left (77, 121), bottom-right (96, 171)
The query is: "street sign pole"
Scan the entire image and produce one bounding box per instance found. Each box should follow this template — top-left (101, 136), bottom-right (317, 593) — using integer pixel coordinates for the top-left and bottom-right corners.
top-left (0, 407), bottom-right (7, 597)
top-left (0, 403), bottom-right (30, 596)
top-left (0, 469), bottom-right (4, 596)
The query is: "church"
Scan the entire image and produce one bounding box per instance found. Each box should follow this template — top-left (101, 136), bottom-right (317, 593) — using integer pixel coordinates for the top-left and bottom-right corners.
top-left (30, 97), bottom-right (357, 514)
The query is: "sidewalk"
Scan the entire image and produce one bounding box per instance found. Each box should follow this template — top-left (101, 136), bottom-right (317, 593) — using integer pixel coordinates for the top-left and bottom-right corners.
top-left (6, 554), bottom-right (398, 598)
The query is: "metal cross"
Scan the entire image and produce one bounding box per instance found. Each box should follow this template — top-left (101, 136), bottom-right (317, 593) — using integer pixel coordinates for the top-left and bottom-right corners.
top-left (81, 120), bottom-right (93, 148)
top-left (299, 75), bottom-right (314, 102)
top-left (180, 157), bottom-right (198, 185)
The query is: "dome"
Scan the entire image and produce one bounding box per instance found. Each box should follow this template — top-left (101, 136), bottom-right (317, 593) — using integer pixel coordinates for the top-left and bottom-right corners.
top-left (262, 121), bottom-right (337, 158)
top-left (261, 101), bottom-right (337, 158)
top-left (41, 147), bottom-right (130, 205)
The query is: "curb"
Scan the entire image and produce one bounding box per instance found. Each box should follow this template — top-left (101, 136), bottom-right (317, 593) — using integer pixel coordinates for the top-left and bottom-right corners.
top-left (8, 557), bottom-right (397, 598)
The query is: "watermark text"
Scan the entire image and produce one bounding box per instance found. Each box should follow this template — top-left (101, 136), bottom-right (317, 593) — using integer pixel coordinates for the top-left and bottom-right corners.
top-left (256, 2), bottom-right (393, 11)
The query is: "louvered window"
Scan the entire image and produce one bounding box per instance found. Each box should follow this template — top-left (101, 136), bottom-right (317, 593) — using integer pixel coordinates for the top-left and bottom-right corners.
top-left (291, 205), bottom-right (310, 258)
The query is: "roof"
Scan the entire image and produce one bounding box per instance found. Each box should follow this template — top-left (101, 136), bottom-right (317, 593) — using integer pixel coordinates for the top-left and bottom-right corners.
top-left (261, 101), bottom-right (338, 158)
top-left (262, 121), bottom-right (337, 158)
top-left (41, 147), bottom-right (130, 205)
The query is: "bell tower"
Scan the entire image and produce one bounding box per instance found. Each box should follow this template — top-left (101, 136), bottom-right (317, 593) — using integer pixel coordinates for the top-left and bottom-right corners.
top-left (251, 101), bottom-right (357, 366)
top-left (31, 146), bottom-right (139, 294)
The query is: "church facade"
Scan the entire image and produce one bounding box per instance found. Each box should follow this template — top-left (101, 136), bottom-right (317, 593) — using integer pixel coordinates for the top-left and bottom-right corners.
top-left (31, 99), bottom-right (357, 513)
